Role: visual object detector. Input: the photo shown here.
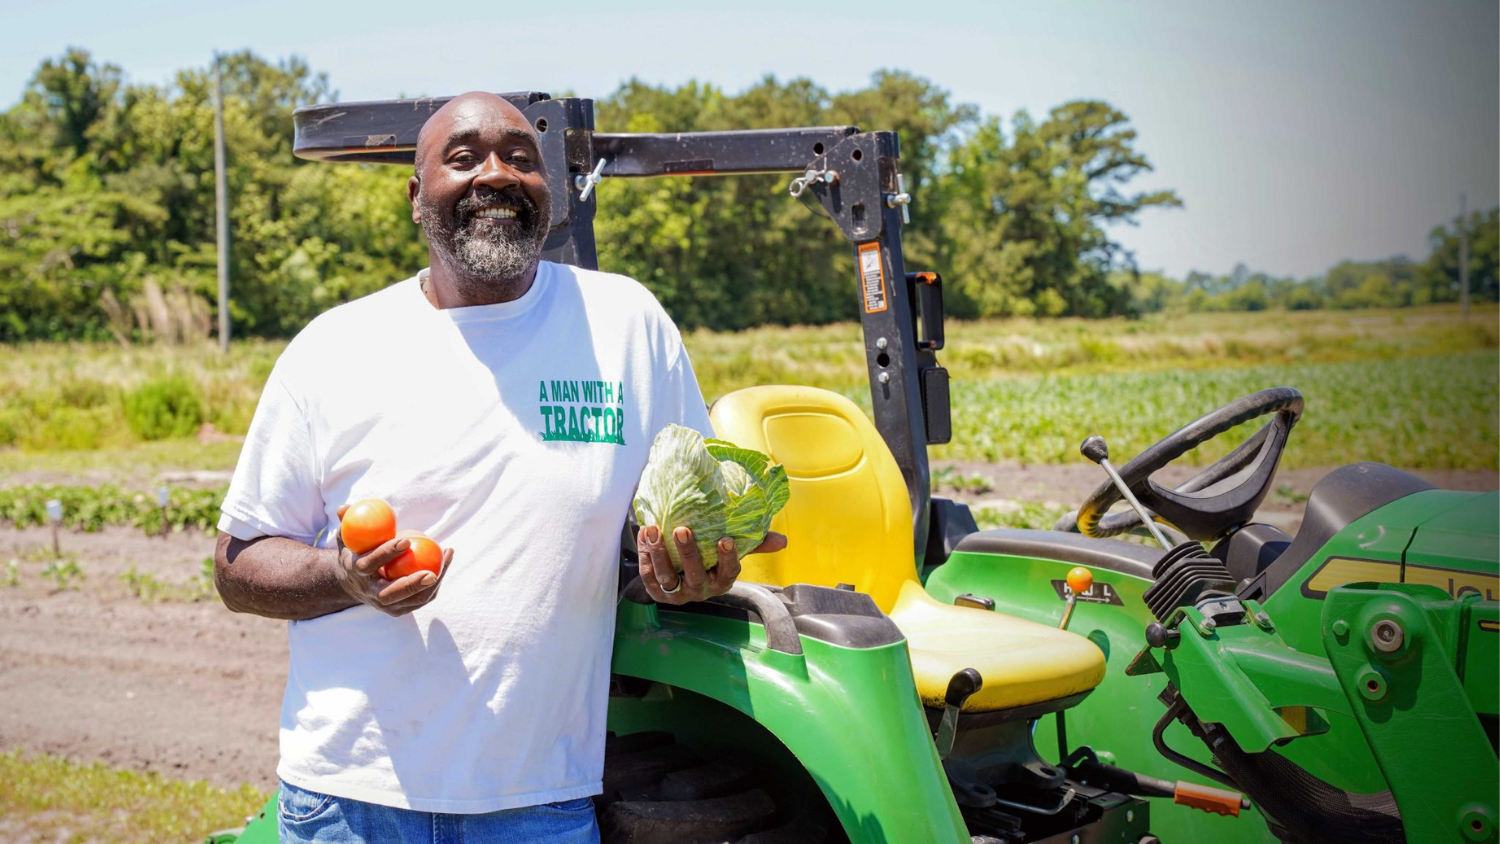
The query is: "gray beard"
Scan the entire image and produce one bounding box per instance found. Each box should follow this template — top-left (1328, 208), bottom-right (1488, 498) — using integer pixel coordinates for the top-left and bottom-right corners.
top-left (420, 190), bottom-right (551, 301)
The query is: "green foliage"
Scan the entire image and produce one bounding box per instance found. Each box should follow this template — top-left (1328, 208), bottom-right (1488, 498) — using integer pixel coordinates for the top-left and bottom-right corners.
top-left (197, 556), bottom-right (219, 600)
top-left (0, 484), bottom-right (225, 534)
top-left (0, 48), bottom-right (419, 342)
top-left (0, 338), bottom-right (275, 453)
top-left (1273, 482), bottom-right (1310, 505)
top-left (973, 501), bottom-right (1071, 532)
top-left (931, 466), bottom-right (993, 495)
top-left (935, 102), bottom-right (1182, 318)
top-left (119, 559), bottom-right (217, 603)
top-left (39, 557), bottom-right (84, 590)
top-left (0, 749), bottom-right (269, 843)
top-left (686, 303), bottom-right (1498, 402)
top-left (1134, 214), bottom-right (1500, 316)
top-left (938, 352), bottom-right (1498, 471)
top-left (120, 564), bottom-right (166, 601)
top-left (1424, 207), bottom-right (1499, 304)
top-left (0, 305), bottom-right (1491, 478)
top-left (2, 49), bottom-right (1491, 336)
top-left (122, 373), bottom-right (204, 440)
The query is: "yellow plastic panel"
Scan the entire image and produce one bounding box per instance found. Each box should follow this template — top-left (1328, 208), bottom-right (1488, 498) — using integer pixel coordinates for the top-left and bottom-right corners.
top-left (762, 413), bottom-right (863, 477)
top-left (711, 386), bottom-right (916, 612)
top-left (890, 581), bottom-right (1106, 711)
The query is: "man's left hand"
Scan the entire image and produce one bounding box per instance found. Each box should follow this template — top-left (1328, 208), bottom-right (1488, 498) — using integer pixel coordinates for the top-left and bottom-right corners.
top-left (636, 525), bottom-right (787, 605)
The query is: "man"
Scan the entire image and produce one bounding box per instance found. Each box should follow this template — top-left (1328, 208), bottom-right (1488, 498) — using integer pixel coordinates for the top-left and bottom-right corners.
top-left (213, 91), bottom-right (784, 843)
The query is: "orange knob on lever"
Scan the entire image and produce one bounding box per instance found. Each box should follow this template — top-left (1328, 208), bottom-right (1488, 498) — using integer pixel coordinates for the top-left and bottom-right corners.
top-left (1059, 566), bottom-right (1094, 630)
top-left (1066, 566), bottom-right (1093, 595)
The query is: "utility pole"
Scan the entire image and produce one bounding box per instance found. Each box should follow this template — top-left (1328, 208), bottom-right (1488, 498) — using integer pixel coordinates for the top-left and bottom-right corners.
top-left (213, 55), bottom-right (231, 351)
top-left (1459, 192), bottom-right (1470, 318)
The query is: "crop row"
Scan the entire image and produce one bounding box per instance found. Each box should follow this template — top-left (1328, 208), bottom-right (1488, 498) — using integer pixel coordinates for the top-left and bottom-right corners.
top-left (0, 484), bottom-right (224, 534)
top-left (921, 351), bottom-right (1498, 471)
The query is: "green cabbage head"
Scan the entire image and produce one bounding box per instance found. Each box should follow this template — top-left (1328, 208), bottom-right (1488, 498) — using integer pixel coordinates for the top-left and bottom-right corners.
top-left (634, 424), bottom-right (790, 571)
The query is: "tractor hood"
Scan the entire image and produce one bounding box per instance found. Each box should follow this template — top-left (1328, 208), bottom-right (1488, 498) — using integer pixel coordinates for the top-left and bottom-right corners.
top-left (1402, 490), bottom-right (1499, 598)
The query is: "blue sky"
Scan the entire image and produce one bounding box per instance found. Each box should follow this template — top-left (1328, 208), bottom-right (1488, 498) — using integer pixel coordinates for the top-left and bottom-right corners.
top-left (3, 0), bottom-right (1495, 279)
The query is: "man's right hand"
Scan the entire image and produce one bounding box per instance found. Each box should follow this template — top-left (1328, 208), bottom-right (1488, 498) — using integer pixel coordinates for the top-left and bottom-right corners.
top-left (334, 527), bottom-right (452, 617)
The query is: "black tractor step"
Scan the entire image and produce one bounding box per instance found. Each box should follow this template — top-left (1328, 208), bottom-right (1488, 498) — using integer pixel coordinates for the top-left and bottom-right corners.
top-left (601, 789), bottom-right (778, 844)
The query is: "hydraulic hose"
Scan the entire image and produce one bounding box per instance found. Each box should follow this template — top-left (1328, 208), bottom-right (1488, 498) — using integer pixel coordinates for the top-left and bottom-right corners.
top-left (1179, 705), bottom-right (1404, 844)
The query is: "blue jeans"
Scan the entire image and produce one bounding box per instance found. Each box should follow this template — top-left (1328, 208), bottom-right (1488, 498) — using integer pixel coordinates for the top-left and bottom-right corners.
top-left (277, 780), bottom-right (600, 843)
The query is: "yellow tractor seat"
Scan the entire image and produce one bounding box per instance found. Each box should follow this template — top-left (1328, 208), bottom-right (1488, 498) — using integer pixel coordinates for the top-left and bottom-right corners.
top-left (709, 386), bottom-right (1105, 713)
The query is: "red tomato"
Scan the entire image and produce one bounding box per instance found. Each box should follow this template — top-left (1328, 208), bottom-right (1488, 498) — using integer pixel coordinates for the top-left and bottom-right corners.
top-left (381, 534), bottom-right (442, 580)
top-left (341, 499), bottom-right (396, 555)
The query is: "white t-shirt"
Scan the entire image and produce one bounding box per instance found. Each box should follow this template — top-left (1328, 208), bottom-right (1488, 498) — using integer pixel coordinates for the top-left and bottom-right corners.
top-left (218, 261), bottom-right (712, 813)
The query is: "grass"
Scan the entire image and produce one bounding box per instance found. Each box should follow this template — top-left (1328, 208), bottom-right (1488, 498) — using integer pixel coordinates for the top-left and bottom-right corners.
top-left (0, 338), bottom-right (280, 461)
top-left (937, 351), bottom-right (1499, 470)
top-left (0, 750), bottom-right (268, 844)
top-left (0, 439), bottom-right (243, 485)
top-left (686, 303), bottom-right (1499, 398)
top-left (0, 305), bottom-right (1494, 477)
top-left (119, 559), bottom-right (219, 604)
top-left (972, 500), bottom-right (1072, 532)
top-left (38, 556), bottom-right (86, 591)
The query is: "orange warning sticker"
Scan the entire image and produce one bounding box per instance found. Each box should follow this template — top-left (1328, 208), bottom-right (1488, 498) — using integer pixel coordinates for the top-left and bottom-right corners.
top-left (858, 243), bottom-right (888, 313)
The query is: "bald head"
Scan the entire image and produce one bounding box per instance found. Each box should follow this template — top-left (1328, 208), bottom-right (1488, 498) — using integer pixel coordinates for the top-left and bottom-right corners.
top-left (407, 91), bottom-right (552, 305)
top-left (414, 92), bottom-right (536, 177)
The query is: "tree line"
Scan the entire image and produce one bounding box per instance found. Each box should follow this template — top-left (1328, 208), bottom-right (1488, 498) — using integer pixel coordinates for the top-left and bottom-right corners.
top-left (0, 49), bottom-right (1492, 342)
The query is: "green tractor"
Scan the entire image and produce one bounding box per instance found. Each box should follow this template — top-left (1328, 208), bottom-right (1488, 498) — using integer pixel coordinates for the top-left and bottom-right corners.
top-left (924, 389), bottom-right (1499, 843)
top-left (209, 92), bottom-right (1496, 844)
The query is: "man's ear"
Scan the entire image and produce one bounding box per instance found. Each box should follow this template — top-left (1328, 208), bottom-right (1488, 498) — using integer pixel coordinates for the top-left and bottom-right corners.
top-left (408, 175), bottom-right (421, 224)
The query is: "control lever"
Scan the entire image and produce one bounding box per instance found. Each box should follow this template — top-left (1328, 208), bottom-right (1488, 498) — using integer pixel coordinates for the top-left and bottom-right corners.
top-left (1080, 435), bottom-right (1172, 551)
top-left (934, 668), bottom-right (981, 759)
top-left (1067, 752), bottom-right (1250, 817)
top-left (1058, 566), bottom-right (1093, 630)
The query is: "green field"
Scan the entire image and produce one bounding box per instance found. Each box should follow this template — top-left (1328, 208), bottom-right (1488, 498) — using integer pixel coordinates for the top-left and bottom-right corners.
top-left (940, 352), bottom-right (1498, 469)
top-left (0, 305), bottom-right (1495, 479)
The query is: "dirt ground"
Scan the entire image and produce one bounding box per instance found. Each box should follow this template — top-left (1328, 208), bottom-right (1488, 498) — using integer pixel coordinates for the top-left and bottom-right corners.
top-left (0, 526), bottom-right (287, 792)
top-left (1, 463), bottom-right (1494, 795)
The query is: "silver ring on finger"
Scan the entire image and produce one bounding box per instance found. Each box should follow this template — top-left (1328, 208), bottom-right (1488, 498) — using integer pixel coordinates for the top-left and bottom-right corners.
top-left (661, 575), bottom-right (682, 595)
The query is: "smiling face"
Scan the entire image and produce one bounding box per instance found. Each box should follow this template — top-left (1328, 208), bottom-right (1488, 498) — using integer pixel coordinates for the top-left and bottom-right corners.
top-left (409, 93), bottom-right (553, 300)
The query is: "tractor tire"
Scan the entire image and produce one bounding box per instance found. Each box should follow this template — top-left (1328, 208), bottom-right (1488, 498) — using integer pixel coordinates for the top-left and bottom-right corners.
top-left (598, 731), bottom-right (843, 844)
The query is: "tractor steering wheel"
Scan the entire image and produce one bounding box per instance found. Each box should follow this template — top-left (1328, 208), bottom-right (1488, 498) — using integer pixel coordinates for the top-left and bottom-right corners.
top-left (1068, 387), bottom-right (1304, 541)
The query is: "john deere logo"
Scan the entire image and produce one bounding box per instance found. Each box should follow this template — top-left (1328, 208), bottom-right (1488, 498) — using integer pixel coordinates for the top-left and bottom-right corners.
top-left (1301, 556), bottom-right (1498, 601)
top-left (538, 379), bottom-right (627, 445)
